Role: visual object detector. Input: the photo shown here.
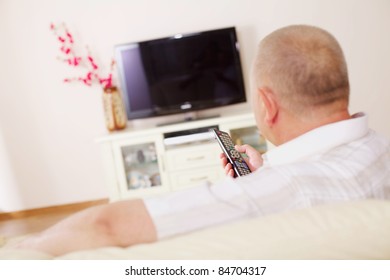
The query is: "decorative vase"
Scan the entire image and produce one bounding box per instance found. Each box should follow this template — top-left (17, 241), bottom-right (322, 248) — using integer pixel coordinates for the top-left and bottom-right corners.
top-left (102, 86), bottom-right (127, 131)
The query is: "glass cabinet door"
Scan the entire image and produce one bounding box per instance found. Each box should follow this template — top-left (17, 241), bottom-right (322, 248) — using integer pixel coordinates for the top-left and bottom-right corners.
top-left (113, 135), bottom-right (167, 198)
top-left (121, 143), bottom-right (161, 190)
top-left (230, 126), bottom-right (267, 154)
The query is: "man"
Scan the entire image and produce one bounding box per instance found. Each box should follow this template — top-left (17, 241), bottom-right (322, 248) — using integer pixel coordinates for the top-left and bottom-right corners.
top-left (16, 25), bottom-right (390, 255)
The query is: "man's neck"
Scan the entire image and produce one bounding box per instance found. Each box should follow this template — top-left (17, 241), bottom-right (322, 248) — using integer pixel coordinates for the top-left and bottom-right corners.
top-left (275, 109), bottom-right (351, 146)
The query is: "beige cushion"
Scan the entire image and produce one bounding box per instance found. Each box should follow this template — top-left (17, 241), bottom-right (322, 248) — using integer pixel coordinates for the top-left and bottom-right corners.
top-left (1, 200), bottom-right (390, 259)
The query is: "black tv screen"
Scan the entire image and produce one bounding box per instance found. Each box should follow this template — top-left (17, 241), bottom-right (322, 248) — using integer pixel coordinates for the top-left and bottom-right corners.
top-left (115, 27), bottom-right (246, 120)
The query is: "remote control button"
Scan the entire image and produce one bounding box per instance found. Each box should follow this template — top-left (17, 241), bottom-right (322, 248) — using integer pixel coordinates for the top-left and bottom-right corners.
top-left (230, 149), bottom-right (240, 158)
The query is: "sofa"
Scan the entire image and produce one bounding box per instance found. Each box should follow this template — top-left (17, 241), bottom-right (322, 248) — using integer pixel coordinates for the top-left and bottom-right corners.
top-left (1, 199), bottom-right (390, 259)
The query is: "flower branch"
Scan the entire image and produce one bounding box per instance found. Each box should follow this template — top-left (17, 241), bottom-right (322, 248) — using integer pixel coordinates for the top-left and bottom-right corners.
top-left (50, 23), bottom-right (114, 90)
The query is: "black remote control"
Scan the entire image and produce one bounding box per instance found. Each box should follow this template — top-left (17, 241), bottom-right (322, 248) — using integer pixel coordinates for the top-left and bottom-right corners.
top-left (211, 128), bottom-right (251, 177)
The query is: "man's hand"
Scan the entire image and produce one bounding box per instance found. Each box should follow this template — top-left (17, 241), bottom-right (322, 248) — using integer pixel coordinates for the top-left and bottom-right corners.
top-left (220, 144), bottom-right (263, 177)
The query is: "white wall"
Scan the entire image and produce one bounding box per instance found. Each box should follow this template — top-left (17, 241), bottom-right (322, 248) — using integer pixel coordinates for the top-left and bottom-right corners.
top-left (0, 0), bottom-right (389, 212)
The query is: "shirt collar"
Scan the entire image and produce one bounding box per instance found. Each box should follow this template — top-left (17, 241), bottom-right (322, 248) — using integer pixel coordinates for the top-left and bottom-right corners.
top-left (262, 112), bottom-right (369, 166)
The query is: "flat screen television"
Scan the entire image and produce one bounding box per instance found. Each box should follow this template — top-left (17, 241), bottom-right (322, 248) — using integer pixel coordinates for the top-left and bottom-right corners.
top-left (115, 27), bottom-right (246, 120)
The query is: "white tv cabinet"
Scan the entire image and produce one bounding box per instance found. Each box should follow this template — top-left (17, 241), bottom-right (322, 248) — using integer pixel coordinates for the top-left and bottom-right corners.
top-left (96, 112), bottom-right (267, 201)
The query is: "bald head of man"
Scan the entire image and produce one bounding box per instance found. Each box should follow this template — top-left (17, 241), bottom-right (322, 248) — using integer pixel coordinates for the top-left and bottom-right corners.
top-left (251, 25), bottom-right (351, 145)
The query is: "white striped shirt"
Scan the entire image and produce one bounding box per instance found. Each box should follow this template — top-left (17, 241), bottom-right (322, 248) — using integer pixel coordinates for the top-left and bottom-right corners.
top-left (144, 113), bottom-right (390, 239)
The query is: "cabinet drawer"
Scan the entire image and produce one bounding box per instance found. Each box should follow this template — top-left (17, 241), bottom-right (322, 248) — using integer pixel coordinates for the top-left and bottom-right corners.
top-left (169, 166), bottom-right (223, 189)
top-left (165, 143), bottom-right (220, 171)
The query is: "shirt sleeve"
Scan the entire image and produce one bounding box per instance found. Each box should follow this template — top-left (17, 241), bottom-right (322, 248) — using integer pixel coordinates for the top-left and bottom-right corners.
top-left (143, 177), bottom-right (259, 240)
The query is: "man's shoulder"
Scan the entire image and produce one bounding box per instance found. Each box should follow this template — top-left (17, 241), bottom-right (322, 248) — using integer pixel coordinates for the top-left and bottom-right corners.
top-left (345, 129), bottom-right (390, 156)
top-left (259, 129), bottom-right (389, 175)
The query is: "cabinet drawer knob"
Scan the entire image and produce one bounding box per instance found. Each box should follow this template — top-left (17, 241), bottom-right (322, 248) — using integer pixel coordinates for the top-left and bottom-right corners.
top-left (187, 156), bottom-right (205, 161)
top-left (189, 176), bottom-right (208, 182)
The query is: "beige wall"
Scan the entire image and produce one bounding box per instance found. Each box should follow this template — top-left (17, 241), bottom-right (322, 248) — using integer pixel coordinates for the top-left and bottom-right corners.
top-left (1, 0), bottom-right (389, 212)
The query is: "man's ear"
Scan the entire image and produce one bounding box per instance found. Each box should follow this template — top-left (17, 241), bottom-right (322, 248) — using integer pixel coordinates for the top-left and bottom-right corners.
top-left (258, 87), bottom-right (279, 126)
